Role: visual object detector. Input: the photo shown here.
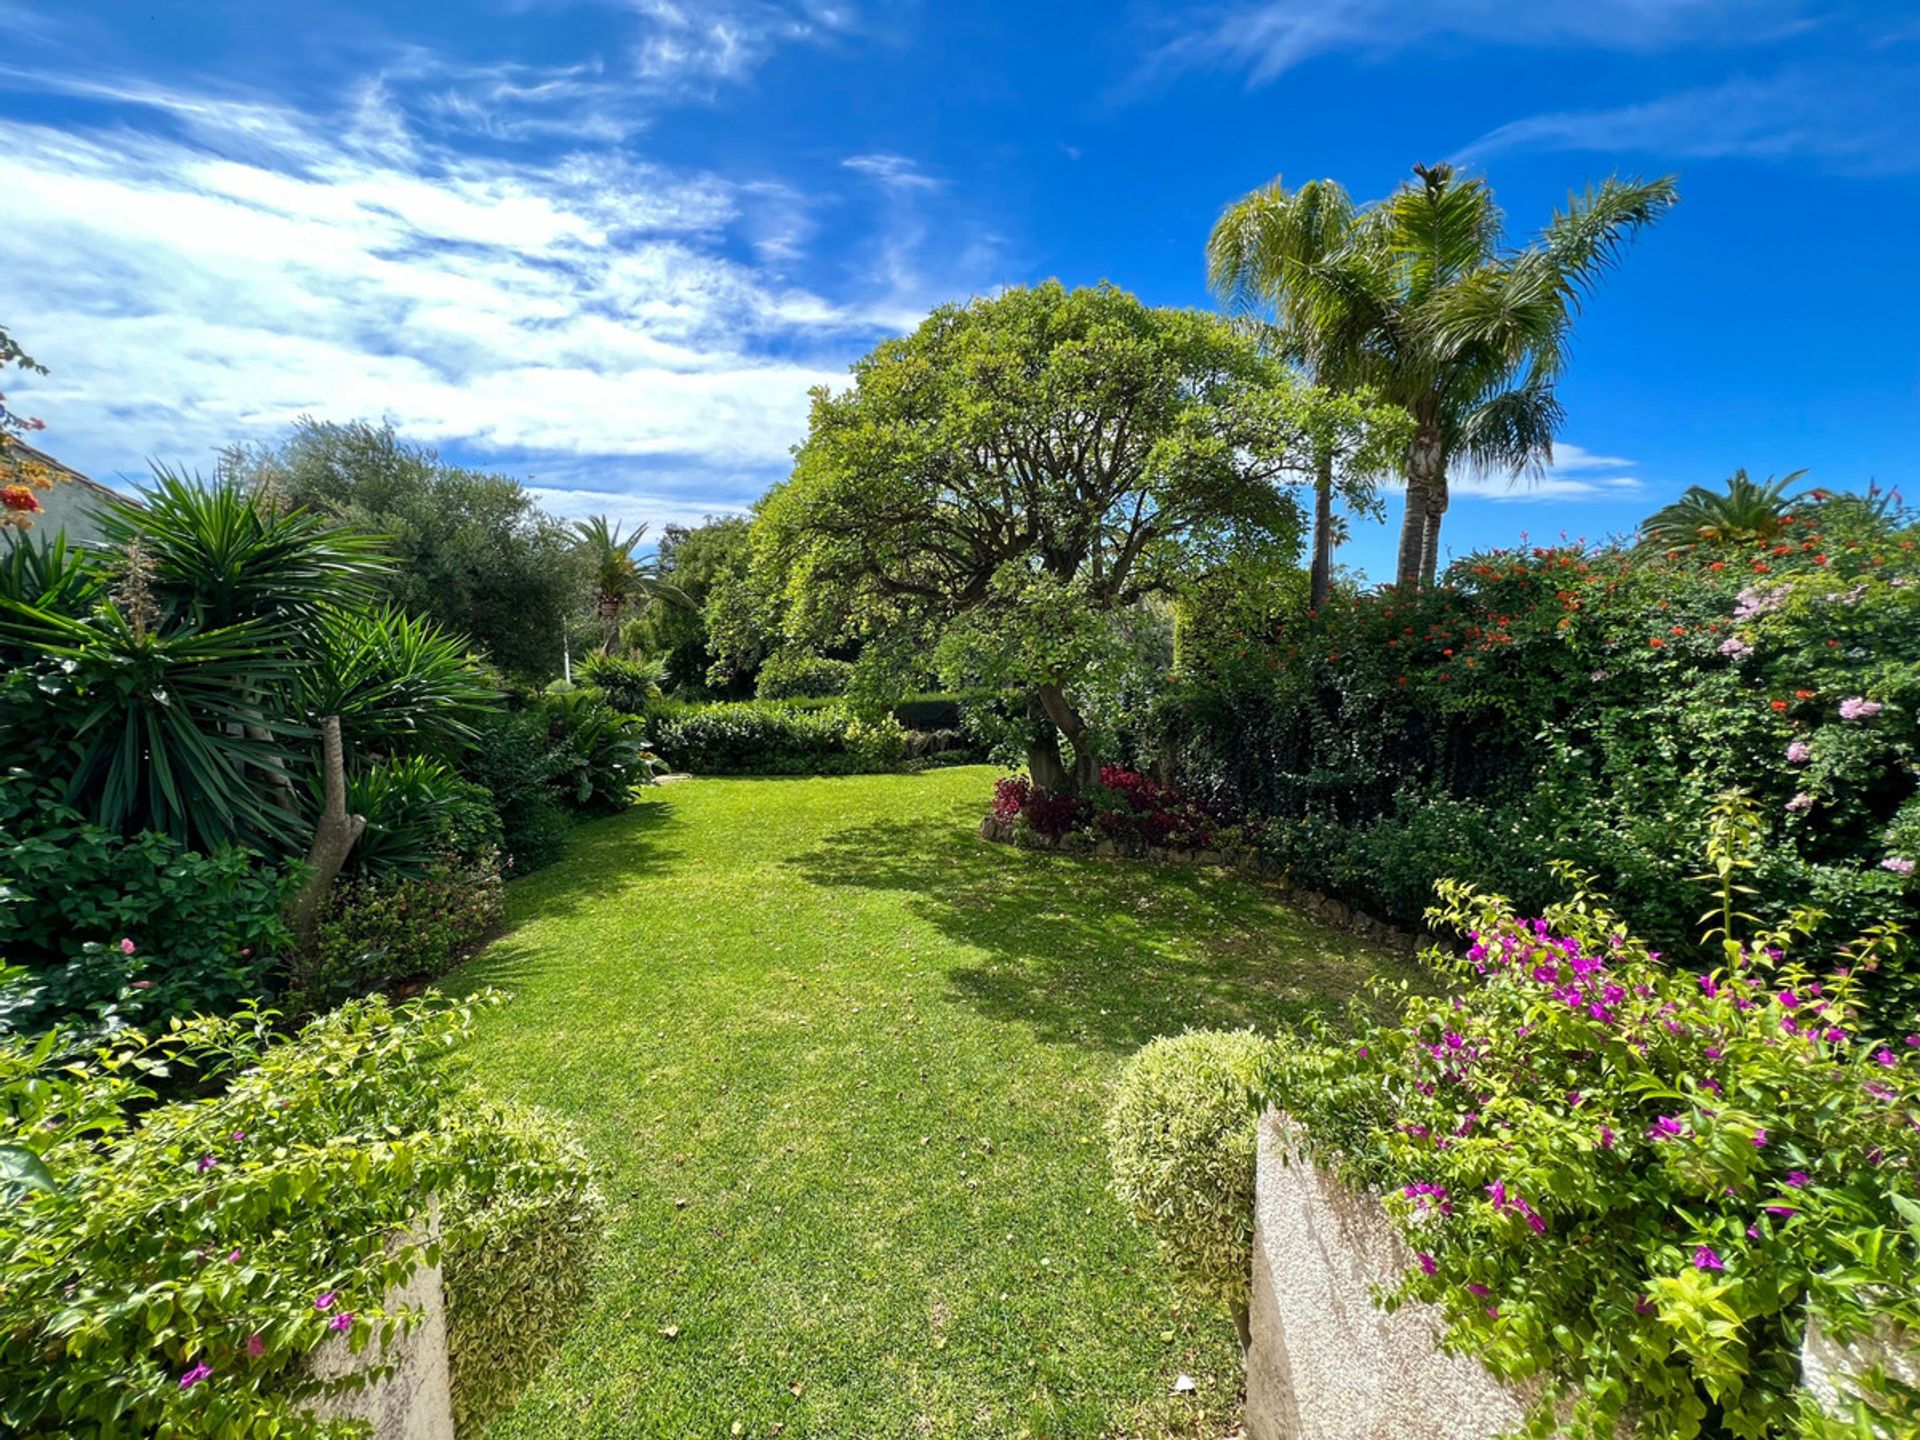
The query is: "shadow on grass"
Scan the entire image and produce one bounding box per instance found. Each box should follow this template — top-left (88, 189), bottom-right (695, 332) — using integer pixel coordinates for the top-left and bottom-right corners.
top-left (787, 798), bottom-right (1415, 1055)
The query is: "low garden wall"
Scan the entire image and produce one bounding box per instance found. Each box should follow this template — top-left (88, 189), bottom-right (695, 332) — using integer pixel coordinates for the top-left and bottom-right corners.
top-left (1246, 1111), bottom-right (1918, 1439)
top-left (978, 815), bottom-right (1433, 955)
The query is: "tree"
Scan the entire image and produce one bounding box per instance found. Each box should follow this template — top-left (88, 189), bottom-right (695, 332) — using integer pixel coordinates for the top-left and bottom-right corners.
top-left (572, 516), bottom-right (687, 655)
top-left (619, 516), bottom-right (756, 696)
top-left (222, 419), bottom-right (584, 680)
top-left (1640, 468), bottom-right (1809, 548)
top-left (1208, 165), bottom-right (1676, 590)
top-left (741, 281), bottom-right (1405, 793)
top-left (1207, 178), bottom-right (1383, 611)
top-left (0, 322), bottom-right (60, 529)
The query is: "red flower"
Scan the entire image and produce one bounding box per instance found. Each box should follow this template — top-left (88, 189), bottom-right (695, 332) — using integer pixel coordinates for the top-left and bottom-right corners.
top-left (1771, 700), bottom-right (1789, 712)
top-left (1648, 638), bottom-right (1665, 648)
top-left (0, 485), bottom-right (41, 513)
top-left (1795, 689), bottom-right (1815, 701)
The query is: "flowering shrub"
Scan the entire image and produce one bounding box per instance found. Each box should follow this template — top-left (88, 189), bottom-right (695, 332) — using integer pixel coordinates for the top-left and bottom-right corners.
top-left (990, 765), bottom-right (1258, 853)
top-left (0, 771), bottom-right (295, 1041)
top-left (296, 852), bottom-right (505, 1011)
top-left (0, 993), bottom-right (544, 1438)
top-left (1160, 492), bottom-right (1919, 996)
top-left (1258, 871), bottom-right (1919, 1438)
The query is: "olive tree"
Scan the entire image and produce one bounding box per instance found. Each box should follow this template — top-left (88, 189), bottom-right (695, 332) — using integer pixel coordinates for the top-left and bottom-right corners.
top-left (739, 281), bottom-right (1405, 793)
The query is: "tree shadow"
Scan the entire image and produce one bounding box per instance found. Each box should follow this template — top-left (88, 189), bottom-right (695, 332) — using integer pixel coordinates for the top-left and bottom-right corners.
top-left (786, 799), bottom-right (1422, 1055)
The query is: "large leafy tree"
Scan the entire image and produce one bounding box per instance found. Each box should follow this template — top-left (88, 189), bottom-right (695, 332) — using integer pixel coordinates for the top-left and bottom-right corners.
top-left (1640, 468), bottom-right (1809, 548)
top-left (1209, 164), bottom-right (1676, 590)
top-left (620, 516), bottom-right (757, 696)
top-left (221, 420), bottom-right (584, 680)
top-left (742, 281), bottom-right (1405, 792)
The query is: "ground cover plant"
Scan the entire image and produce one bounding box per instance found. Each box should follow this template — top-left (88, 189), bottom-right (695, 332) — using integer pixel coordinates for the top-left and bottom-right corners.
top-left (448, 766), bottom-right (1417, 1437)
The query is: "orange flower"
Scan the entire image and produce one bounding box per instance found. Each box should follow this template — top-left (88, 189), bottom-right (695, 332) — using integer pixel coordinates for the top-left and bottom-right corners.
top-left (1649, 638), bottom-right (1665, 648)
top-left (1795, 689), bottom-right (1815, 701)
top-left (1771, 700), bottom-right (1789, 712)
top-left (0, 485), bottom-right (41, 513)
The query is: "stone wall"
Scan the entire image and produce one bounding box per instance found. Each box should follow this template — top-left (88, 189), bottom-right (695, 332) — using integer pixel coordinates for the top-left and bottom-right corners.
top-left (305, 1211), bottom-right (456, 1440)
top-left (978, 814), bottom-right (1433, 955)
top-left (1245, 1112), bottom-right (1532, 1440)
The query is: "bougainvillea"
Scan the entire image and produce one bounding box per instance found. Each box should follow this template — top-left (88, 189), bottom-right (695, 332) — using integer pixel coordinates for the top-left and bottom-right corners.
top-left (0, 324), bottom-right (59, 531)
top-left (1259, 868), bottom-right (1919, 1438)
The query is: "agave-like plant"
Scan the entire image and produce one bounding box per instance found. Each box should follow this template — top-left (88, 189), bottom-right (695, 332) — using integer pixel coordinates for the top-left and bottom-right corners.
top-left (574, 516), bottom-right (688, 651)
top-left (0, 532), bottom-right (101, 617)
top-left (1640, 468), bottom-right (1810, 548)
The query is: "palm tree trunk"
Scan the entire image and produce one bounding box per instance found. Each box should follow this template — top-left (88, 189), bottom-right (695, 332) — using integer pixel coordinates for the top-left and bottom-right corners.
top-left (1309, 445), bottom-right (1333, 612)
top-left (1418, 467), bottom-right (1450, 588)
top-left (1396, 425), bottom-right (1444, 590)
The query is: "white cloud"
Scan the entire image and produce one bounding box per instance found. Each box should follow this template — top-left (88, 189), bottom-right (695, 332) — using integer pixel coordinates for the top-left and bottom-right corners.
top-left (0, 72), bottom-right (967, 533)
top-left (1142, 0), bottom-right (1804, 86)
top-left (1453, 443), bottom-right (1645, 502)
top-left (842, 152), bottom-right (942, 191)
top-left (1456, 66), bottom-right (1920, 175)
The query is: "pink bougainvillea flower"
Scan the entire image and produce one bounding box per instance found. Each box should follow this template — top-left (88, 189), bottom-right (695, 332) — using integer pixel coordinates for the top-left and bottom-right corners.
top-left (1599, 1125), bottom-right (1616, 1150)
top-left (1875, 1049), bottom-right (1897, 1067)
top-left (1778, 990), bottom-right (1801, 1009)
top-left (1693, 1246), bottom-right (1724, 1271)
top-left (1752, 1128), bottom-right (1768, 1148)
top-left (1785, 1171), bottom-right (1810, 1187)
top-left (1649, 1115), bottom-right (1685, 1140)
top-left (197, 1154), bottom-right (217, 1172)
top-left (1417, 1252), bottom-right (1437, 1275)
top-left (330, 1312), bottom-right (354, 1333)
top-left (245, 1332), bottom-right (265, 1358)
top-left (1765, 1205), bottom-right (1798, 1219)
top-left (1467, 1282), bottom-right (1489, 1298)
top-left (227, 1248), bottom-right (242, 1262)
top-left (179, 1362), bottom-right (213, 1389)
top-left (314, 1292), bottom-right (337, 1311)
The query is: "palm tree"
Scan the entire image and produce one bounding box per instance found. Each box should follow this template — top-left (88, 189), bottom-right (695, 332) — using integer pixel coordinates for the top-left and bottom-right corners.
top-left (573, 516), bottom-right (686, 652)
top-left (1640, 469), bottom-right (1809, 548)
top-left (1208, 177), bottom-right (1366, 611)
top-left (1209, 164), bottom-right (1677, 590)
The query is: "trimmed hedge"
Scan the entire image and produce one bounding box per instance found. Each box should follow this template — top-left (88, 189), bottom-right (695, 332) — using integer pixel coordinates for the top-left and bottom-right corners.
top-left (443, 1099), bottom-right (603, 1436)
top-left (646, 700), bottom-right (908, 775)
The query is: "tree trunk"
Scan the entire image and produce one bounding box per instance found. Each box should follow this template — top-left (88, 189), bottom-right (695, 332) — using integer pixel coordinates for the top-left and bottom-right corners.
top-left (1034, 681), bottom-right (1098, 793)
top-left (1308, 444), bottom-right (1334, 612)
top-left (1025, 693), bottom-right (1073, 797)
top-left (288, 715), bottom-right (367, 949)
top-left (1395, 425), bottom-right (1445, 591)
top-left (1418, 468), bottom-right (1449, 588)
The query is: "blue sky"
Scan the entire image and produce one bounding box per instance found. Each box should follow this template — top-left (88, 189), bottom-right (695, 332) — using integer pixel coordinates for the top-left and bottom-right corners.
top-left (3, 1), bottom-right (1916, 579)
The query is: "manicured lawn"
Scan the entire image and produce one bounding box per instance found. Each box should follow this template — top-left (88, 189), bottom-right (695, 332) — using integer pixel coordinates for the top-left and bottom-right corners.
top-left (451, 766), bottom-right (1416, 1438)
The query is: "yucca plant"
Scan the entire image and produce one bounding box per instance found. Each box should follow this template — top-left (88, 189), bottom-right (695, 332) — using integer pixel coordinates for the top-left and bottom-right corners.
top-left (0, 532), bottom-right (101, 620)
top-left (298, 605), bottom-right (498, 760)
top-left (320, 755), bottom-right (500, 878)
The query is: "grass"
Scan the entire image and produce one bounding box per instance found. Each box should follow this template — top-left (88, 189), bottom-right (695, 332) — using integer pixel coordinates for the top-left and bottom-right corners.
top-left (450, 766), bottom-right (1418, 1438)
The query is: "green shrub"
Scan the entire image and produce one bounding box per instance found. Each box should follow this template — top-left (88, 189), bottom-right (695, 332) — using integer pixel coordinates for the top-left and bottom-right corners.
top-left (332, 755), bottom-right (501, 879)
top-left (0, 992), bottom-right (520, 1438)
top-left (443, 1099), bottom-right (603, 1434)
top-left (536, 691), bottom-right (659, 813)
top-left (648, 699), bottom-right (909, 775)
top-left (755, 650), bottom-right (854, 700)
top-left (578, 652), bottom-right (665, 712)
top-left (1105, 1029), bottom-right (1267, 1346)
top-left (297, 853), bottom-right (505, 1008)
top-left (1260, 869), bottom-right (1920, 1438)
top-left (0, 772), bottom-right (295, 1039)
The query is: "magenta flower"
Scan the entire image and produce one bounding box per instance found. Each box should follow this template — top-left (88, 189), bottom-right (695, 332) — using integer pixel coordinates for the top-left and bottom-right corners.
top-left (1778, 990), bottom-right (1800, 1009)
top-left (1485, 1180), bottom-right (1508, 1208)
top-left (1417, 1252), bottom-right (1437, 1275)
top-left (179, 1361), bottom-right (213, 1389)
top-left (329, 1312), bottom-right (354, 1333)
top-left (1785, 740), bottom-right (1811, 764)
top-left (245, 1332), bottom-right (265, 1358)
top-left (1599, 1125), bottom-right (1616, 1150)
top-left (1752, 1128), bottom-right (1768, 1148)
top-left (1693, 1246), bottom-right (1724, 1271)
top-left (227, 1248), bottom-right (242, 1263)
top-left (1764, 1205), bottom-right (1798, 1219)
top-left (1467, 1282), bottom-right (1489, 1298)
top-left (197, 1154), bottom-right (218, 1173)
top-left (1649, 1115), bottom-right (1685, 1140)
top-left (314, 1292), bottom-right (337, 1311)
top-left (1784, 1171), bottom-right (1809, 1187)
top-left (119, 937), bottom-right (137, 955)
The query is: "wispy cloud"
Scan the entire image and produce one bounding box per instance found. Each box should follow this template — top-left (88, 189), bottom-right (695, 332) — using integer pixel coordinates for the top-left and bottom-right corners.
top-left (1457, 66), bottom-right (1920, 175)
top-left (1140, 0), bottom-right (1804, 86)
top-left (1453, 443), bottom-right (1646, 502)
top-left (0, 69), bottom-right (971, 530)
top-left (841, 152), bottom-right (942, 191)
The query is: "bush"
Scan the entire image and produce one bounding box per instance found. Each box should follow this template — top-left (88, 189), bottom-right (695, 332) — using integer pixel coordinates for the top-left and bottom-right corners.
top-left (1106, 1029), bottom-right (1267, 1346)
top-left (443, 1099), bottom-right (603, 1434)
top-left (1259, 868), bottom-right (1920, 1438)
top-left (578, 652), bottom-right (664, 713)
top-left (464, 706), bottom-right (574, 875)
top-left (296, 853), bottom-right (505, 1008)
top-left (334, 755), bottom-right (501, 879)
top-left (0, 772), bottom-right (295, 1039)
top-left (647, 700), bottom-right (909, 775)
top-left (1158, 499), bottom-right (1920, 994)
top-left (755, 650), bottom-right (855, 700)
top-left (0, 993), bottom-right (529, 1438)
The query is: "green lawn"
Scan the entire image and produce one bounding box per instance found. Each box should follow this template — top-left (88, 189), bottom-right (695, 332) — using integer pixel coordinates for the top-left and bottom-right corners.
top-left (451, 767), bottom-right (1415, 1439)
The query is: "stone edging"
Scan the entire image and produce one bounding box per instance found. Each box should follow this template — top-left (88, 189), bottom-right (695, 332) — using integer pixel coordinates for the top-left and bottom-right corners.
top-left (977, 813), bottom-right (1436, 956)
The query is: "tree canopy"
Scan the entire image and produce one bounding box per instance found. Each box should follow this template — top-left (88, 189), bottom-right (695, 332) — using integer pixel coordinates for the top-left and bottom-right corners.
top-left (740, 281), bottom-right (1406, 790)
top-left (221, 419), bottom-right (583, 680)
